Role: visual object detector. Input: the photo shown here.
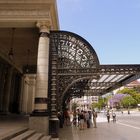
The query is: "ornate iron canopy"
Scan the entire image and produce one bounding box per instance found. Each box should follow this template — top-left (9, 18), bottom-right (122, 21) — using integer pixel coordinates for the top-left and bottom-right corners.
top-left (49, 31), bottom-right (140, 108)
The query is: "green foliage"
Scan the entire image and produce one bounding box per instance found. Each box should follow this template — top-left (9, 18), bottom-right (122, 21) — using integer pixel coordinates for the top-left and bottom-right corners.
top-left (134, 86), bottom-right (140, 93)
top-left (121, 96), bottom-right (137, 108)
top-left (92, 97), bottom-right (107, 110)
top-left (72, 102), bottom-right (78, 111)
top-left (134, 94), bottom-right (140, 103)
top-left (92, 102), bottom-right (99, 109)
top-left (118, 87), bottom-right (140, 104)
top-left (117, 88), bottom-right (137, 95)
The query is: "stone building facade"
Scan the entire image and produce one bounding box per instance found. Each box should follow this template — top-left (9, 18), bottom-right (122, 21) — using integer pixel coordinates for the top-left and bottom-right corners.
top-left (0, 0), bottom-right (59, 136)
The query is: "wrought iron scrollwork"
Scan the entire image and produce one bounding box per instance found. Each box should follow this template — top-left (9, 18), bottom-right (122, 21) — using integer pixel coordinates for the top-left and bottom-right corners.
top-left (49, 30), bottom-right (140, 110)
top-left (49, 31), bottom-right (100, 108)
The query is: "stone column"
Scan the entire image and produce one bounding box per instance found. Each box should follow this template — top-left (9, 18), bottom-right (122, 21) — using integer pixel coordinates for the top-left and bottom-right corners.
top-left (3, 67), bottom-right (13, 114)
top-left (0, 64), bottom-right (8, 113)
top-left (21, 74), bottom-right (36, 114)
top-left (27, 75), bottom-right (36, 113)
top-left (22, 75), bottom-right (29, 114)
top-left (0, 64), bottom-right (5, 112)
top-left (29, 21), bottom-right (51, 135)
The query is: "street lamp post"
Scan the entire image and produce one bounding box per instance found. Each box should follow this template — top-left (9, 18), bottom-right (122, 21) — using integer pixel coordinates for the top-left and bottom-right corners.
top-left (128, 101), bottom-right (130, 114)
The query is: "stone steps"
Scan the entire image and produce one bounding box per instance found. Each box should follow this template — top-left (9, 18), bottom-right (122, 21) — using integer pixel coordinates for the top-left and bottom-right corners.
top-left (0, 127), bottom-right (52, 140)
top-left (40, 136), bottom-right (51, 140)
top-left (27, 133), bottom-right (43, 140)
top-left (1, 127), bottom-right (28, 140)
top-left (11, 130), bottom-right (36, 140)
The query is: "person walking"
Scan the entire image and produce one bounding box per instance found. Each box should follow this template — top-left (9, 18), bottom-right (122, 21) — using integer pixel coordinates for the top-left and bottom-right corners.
top-left (77, 110), bottom-right (80, 127)
top-left (64, 109), bottom-right (70, 126)
top-left (88, 110), bottom-right (92, 128)
top-left (85, 111), bottom-right (90, 128)
top-left (57, 111), bottom-right (64, 128)
top-left (92, 109), bottom-right (97, 128)
top-left (72, 111), bottom-right (77, 126)
top-left (112, 112), bottom-right (116, 123)
top-left (106, 111), bottom-right (110, 123)
top-left (79, 111), bottom-right (85, 130)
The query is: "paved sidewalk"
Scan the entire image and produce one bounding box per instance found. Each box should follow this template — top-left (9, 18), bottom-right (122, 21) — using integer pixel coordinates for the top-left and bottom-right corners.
top-left (0, 112), bottom-right (140, 140)
top-left (59, 112), bottom-right (140, 140)
top-left (59, 122), bottom-right (140, 140)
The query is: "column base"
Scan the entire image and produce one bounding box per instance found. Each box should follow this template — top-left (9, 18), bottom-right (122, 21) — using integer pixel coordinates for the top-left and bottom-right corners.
top-left (49, 118), bottom-right (59, 138)
top-left (29, 116), bottom-right (49, 135)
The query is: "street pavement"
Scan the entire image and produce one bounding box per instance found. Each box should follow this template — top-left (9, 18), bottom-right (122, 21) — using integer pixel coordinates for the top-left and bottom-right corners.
top-left (0, 111), bottom-right (140, 140)
top-left (59, 110), bottom-right (140, 140)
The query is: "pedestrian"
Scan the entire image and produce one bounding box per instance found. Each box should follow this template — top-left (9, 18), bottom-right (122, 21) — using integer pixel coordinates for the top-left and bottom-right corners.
top-left (79, 111), bottom-right (85, 130)
top-left (77, 110), bottom-right (80, 127)
top-left (112, 112), bottom-right (116, 123)
top-left (64, 109), bottom-right (70, 126)
top-left (106, 111), bottom-right (110, 123)
top-left (57, 111), bottom-right (64, 128)
top-left (85, 111), bottom-right (90, 128)
top-left (92, 109), bottom-right (97, 128)
top-left (88, 110), bottom-right (92, 128)
top-left (72, 111), bottom-right (77, 126)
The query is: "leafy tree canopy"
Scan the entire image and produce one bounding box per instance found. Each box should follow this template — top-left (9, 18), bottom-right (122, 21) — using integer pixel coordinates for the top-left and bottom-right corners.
top-left (121, 95), bottom-right (137, 108)
top-left (117, 88), bottom-right (137, 95)
top-left (117, 87), bottom-right (140, 103)
top-left (92, 97), bottom-right (107, 110)
top-left (109, 94), bottom-right (127, 107)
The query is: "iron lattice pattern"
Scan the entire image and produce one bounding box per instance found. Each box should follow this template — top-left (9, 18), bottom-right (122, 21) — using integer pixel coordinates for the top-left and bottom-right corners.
top-left (50, 31), bottom-right (99, 106)
top-left (50, 31), bottom-right (140, 106)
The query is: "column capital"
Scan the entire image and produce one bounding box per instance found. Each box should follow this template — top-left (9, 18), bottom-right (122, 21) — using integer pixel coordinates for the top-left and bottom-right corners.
top-left (36, 21), bottom-right (51, 33)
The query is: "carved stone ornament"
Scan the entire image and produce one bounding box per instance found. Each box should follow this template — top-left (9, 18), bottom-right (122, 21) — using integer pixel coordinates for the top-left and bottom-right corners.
top-left (36, 21), bottom-right (51, 33)
top-left (0, 10), bottom-right (50, 17)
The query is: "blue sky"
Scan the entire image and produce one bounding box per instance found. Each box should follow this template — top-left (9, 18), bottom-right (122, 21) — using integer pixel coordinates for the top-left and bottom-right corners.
top-left (57, 0), bottom-right (140, 64)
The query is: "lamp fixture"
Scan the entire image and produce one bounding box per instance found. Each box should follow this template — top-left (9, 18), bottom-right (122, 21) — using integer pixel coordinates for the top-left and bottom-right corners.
top-left (26, 49), bottom-right (30, 73)
top-left (8, 47), bottom-right (14, 60)
top-left (8, 28), bottom-right (15, 60)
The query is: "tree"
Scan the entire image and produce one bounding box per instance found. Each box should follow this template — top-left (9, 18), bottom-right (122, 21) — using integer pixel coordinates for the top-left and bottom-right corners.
top-left (117, 88), bottom-right (137, 96)
top-left (134, 94), bottom-right (140, 103)
top-left (92, 97), bottom-right (107, 110)
top-left (134, 86), bottom-right (140, 93)
top-left (71, 102), bottom-right (78, 111)
top-left (121, 95), bottom-right (137, 108)
top-left (109, 94), bottom-right (127, 108)
top-left (118, 87), bottom-right (140, 104)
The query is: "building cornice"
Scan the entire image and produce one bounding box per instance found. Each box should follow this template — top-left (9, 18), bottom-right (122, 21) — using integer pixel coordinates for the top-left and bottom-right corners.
top-left (0, 0), bottom-right (59, 29)
top-left (0, 0), bottom-right (55, 4)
